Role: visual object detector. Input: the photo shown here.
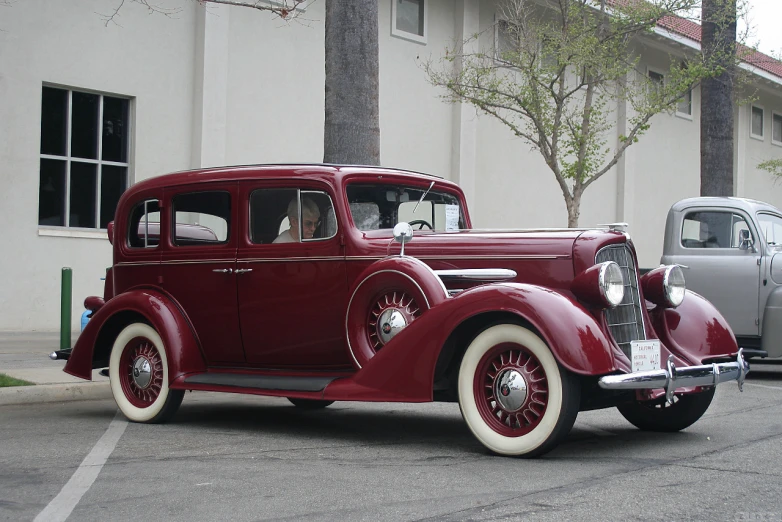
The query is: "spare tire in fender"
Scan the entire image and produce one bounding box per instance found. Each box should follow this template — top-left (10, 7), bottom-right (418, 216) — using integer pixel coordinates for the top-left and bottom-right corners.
top-left (345, 256), bottom-right (448, 368)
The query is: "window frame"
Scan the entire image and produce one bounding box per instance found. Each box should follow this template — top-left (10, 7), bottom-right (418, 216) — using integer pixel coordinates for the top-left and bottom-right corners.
top-left (750, 104), bottom-right (765, 141)
top-left (675, 88), bottom-right (693, 120)
top-left (772, 111), bottom-right (782, 147)
top-left (391, 0), bottom-right (428, 45)
top-left (38, 84), bottom-right (132, 232)
top-left (646, 66), bottom-right (665, 94)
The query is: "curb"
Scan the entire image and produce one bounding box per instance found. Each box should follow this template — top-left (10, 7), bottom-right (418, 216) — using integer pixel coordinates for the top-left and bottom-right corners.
top-left (0, 381), bottom-right (112, 406)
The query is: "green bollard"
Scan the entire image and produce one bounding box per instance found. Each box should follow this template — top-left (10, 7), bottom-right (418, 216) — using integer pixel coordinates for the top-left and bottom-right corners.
top-left (60, 267), bottom-right (72, 350)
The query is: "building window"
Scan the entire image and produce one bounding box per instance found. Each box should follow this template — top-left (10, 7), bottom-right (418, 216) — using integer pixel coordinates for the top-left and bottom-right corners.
top-left (772, 112), bottom-right (782, 146)
top-left (676, 89), bottom-right (692, 118)
top-left (750, 105), bottom-right (764, 140)
top-left (391, 0), bottom-right (427, 44)
top-left (39, 86), bottom-right (130, 229)
top-left (647, 68), bottom-right (664, 98)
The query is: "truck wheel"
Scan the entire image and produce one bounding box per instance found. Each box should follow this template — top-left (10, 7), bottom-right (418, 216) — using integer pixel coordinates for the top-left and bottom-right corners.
top-left (457, 324), bottom-right (580, 457)
top-left (617, 387), bottom-right (715, 432)
top-left (109, 323), bottom-right (184, 423)
top-left (287, 398), bottom-right (334, 409)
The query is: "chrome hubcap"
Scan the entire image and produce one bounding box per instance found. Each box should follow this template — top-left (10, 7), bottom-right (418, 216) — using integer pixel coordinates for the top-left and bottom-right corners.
top-left (494, 369), bottom-right (528, 412)
top-left (377, 308), bottom-right (407, 344)
top-left (132, 356), bottom-right (152, 389)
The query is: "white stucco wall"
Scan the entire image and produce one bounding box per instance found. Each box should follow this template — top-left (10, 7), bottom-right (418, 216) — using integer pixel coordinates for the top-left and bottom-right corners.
top-left (0, 0), bottom-right (197, 331)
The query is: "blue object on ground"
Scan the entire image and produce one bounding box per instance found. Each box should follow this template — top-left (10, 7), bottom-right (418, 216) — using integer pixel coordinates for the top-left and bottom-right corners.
top-left (80, 310), bottom-right (91, 331)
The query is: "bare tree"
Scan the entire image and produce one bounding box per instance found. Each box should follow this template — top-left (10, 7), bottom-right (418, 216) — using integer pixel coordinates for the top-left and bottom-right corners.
top-left (424, 0), bottom-right (728, 227)
top-left (700, 0), bottom-right (737, 197)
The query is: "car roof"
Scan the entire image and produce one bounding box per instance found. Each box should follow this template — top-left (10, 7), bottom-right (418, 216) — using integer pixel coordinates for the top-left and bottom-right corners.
top-left (671, 196), bottom-right (782, 216)
top-left (127, 164), bottom-right (452, 194)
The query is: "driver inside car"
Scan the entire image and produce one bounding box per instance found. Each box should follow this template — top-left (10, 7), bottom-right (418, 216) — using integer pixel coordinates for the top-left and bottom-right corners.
top-left (274, 197), bottom-right (321, 243)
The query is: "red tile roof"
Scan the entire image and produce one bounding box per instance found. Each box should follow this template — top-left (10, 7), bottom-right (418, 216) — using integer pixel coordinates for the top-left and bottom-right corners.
top-left (657, 15), bottom-right (782, 80)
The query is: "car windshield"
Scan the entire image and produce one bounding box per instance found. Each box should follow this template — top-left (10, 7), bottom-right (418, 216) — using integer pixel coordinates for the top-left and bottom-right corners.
top-left (346, 183), bottom-right (465, 232)
top-left (757, 213), bottom-right (782, 246)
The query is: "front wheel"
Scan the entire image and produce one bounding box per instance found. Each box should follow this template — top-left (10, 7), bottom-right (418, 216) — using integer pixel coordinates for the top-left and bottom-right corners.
top-left (458, 324), bottom-right (580, 457)
top-left (109, 323), bottom-right (184, 423)
top-left (617, 387), bottom-right (716, 432)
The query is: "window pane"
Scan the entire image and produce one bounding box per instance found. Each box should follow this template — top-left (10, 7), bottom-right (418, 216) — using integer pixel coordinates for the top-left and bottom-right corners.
top-left (100, 165), bottom-right (127, 228)
top-left (752, 106), bottom-right (764, 137)
top-left (71, 92), bottom-right (99, 159)
top-left (773, 114), bottom-right (782, 143)
top-left (172, 191), bottom-right (231, 245)
top-left (128, 200), bottom-right (161, 248)
top-left (40, 87), bottom-right (68, 156)
top-left (70, 162), bottom-right (97, 228)
top-left (38, 159), bottom-right (66, 226)
top-left (102, 97), bottom-right (129, 162)
top-left (677, 90), bottom-right (691, 115)
top-left (397, 0), bottom-right (424, 36)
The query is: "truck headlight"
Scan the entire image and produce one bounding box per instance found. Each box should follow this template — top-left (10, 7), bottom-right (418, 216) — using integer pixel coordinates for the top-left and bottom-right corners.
top-left (641, 265), bottom-right (686, 308)
top-left (571, 261), bottom-right (625, 308)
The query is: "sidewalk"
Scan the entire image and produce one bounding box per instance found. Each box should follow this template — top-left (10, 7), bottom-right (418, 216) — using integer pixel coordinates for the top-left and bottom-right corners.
top-left (0, 331), bottom-right (111, 406)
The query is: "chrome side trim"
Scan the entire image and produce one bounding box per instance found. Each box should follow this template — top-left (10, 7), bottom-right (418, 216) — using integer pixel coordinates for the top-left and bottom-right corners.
top-left (347, 255), bottom-right (568, 262)
top-left (598, 350), bottom-right (749, 404)
top-left (434, 269), bottom-right (517, 281)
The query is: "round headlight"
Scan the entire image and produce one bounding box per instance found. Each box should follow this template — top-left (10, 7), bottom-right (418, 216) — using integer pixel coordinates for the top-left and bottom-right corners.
top-left (600, 262), bottom-right (625, 307)
top-left (664, 265), bottom-right (686, 307)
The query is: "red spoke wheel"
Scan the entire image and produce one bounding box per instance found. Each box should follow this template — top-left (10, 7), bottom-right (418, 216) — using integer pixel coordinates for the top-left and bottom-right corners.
top-left (458, 324), bottom-right (580, 457)
top-left (109, 323), bottom-right (184, 423)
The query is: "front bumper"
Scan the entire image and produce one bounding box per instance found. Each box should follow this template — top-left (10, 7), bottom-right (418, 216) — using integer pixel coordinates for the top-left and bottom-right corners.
top-left (598, 349), bottom-right (749, 404)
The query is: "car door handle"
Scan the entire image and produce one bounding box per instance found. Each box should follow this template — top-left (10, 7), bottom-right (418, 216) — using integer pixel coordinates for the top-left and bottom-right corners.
top-left (212, 268), bottom-right (233, 273)
top-left (234, 268), bottom-right (253, 274)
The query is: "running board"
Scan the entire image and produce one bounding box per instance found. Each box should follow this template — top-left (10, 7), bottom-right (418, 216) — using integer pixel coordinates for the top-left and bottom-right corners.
top-left (183, 373), bottom-right (337, 392)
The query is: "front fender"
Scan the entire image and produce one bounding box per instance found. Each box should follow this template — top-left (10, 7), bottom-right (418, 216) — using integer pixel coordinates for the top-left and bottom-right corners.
top-left (648, 290), bottom-right (738, 364)
top-left (324, 283), bottom-right (616, 402)
top-left (63, 288), bottom-right (206, 382)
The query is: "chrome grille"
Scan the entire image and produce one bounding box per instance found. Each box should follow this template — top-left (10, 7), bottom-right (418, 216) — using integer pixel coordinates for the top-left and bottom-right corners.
top-left (595, 244), bottom-right (645, 358)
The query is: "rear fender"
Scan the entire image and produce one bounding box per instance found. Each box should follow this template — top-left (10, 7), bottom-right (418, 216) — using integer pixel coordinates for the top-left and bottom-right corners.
top-left (324, 283), bottom-right (616, 402)
top-left (64, 289), bottom-right (206, 382)
top-left (648, 290), bottom-right (738, 364)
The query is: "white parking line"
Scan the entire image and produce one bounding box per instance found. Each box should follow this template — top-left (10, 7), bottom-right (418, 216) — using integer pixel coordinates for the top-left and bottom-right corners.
top-left (34, 412), bottom-right (127, 522)
top-left (745, 382), bottom-right (782, 391)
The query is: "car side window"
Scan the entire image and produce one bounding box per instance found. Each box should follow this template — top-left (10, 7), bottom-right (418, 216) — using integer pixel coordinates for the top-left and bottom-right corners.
top-left (681, 211), bottom-right (749, 249)
top-left (171, 191), bottom-right (230, 246)
top-left (249, 188), bottom-right (337, 244)
top-left (127, 199), bottom-right (161, 248)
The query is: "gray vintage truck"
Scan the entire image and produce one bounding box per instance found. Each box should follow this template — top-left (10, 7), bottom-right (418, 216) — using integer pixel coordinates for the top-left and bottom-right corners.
top-left (661, 197), bottom-right (782, 358)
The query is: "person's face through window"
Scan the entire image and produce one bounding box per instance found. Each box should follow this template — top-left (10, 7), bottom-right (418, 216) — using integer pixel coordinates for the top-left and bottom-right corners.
top-left (292, 212), bottom-right (320, 240)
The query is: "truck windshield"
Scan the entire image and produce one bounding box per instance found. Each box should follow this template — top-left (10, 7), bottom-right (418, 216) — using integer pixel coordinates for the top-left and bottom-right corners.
top-left (757, 213), bottom-right (782, 246)
top-left (346, 183), bottom-right (465, 232)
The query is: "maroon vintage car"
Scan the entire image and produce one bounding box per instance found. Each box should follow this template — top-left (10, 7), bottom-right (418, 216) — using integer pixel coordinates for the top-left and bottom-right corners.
top-left (57, 164), bottom-right (749, 457)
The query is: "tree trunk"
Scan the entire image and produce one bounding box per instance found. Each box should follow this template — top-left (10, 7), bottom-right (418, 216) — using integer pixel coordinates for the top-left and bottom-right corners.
top-left (566, 192), bottom-right (581, 228)
top-left (700, 0), bottom-right (736, 197)
top-left (324, 0), bottom-right (380, 165)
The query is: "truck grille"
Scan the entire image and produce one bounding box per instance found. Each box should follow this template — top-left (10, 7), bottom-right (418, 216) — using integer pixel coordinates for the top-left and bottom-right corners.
top-left (595, 244), bottom-right (646, 358)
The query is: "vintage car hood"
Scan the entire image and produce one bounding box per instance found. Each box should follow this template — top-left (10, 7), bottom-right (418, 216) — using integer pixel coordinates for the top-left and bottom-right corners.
top-left (359, 228), bottom-right (587, 259)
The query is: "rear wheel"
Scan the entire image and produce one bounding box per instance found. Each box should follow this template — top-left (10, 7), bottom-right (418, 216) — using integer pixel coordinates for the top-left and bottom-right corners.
top-left (109, 323), bottom-right (184, 423)
top-left (457, 324), bottom-right (580, 457)
top-left (617, 387), bottom-right (716, 432)
top-left (287, 398), bottom-right (334, 409)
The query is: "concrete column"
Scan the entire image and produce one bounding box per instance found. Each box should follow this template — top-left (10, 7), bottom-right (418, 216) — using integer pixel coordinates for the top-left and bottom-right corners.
top-left (191, 4), bottom-right (230, 169)
top-left (615, 74), bottom-right (634, 224)
top-left (450, 0), bottom-right (479, 209)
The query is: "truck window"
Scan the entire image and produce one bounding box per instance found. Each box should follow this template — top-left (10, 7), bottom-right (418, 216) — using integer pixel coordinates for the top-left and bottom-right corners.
top-left (681, 211), bottom-right (749, 249)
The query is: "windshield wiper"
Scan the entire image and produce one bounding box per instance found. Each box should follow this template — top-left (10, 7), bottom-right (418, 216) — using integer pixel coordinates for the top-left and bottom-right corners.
top-left (413, 181), bottom-right (435, 214)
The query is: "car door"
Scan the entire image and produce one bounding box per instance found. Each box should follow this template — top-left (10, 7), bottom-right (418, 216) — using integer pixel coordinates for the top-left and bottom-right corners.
top-left (236, 181), bottom-right (351, 369)
top-left (160, 182), bottom-right (245, 365)
top-left (674, 209), bottom-right (761, 336)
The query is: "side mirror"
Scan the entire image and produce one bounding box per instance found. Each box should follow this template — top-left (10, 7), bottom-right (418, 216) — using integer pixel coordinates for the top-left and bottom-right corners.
top-left (107, 221), bottom-right (114, 245)
top-left (393, 222), bottom-right (414, 256)
top-left (739, 229), bottom-right (754, 252)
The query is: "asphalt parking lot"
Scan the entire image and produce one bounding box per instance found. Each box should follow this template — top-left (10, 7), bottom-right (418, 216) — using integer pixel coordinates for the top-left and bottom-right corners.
top-left (1, 362), bottom-right (781, 522)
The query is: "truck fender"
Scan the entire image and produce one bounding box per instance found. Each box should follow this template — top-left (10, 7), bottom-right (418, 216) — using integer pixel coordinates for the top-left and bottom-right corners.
top-left (762, 287), bottom-right (782, 358)
top-left (648, 290), bottom-right (738, 364)
top-left (64, 288), bottom-right (206, 382)
top-left (326, 283), bottom-right (616, 402)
